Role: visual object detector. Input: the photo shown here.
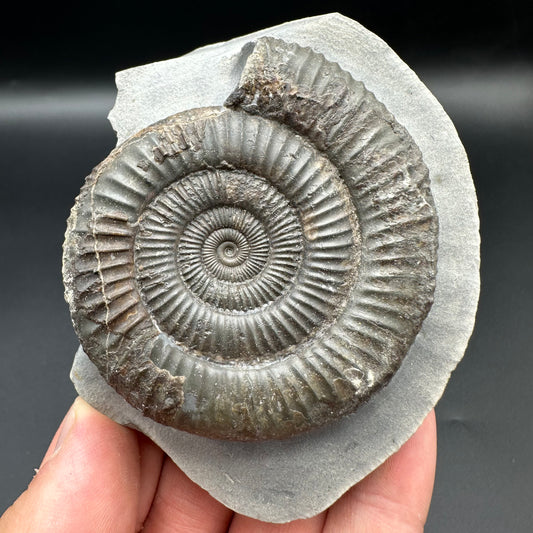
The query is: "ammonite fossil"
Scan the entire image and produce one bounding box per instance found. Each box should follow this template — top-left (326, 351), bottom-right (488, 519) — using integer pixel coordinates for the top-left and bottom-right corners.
top-left (63, 37), bottom-right (438, 440)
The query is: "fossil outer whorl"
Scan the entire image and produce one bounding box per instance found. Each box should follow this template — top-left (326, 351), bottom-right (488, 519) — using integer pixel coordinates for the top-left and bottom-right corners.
top-left (63, 37), bottom-right (438, 441)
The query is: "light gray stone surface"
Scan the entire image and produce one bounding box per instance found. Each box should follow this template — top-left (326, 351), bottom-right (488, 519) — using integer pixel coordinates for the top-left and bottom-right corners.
top-left (71, 13), bottom-right (479, 523)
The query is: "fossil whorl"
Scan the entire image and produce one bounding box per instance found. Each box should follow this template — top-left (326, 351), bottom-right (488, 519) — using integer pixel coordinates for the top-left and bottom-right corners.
top-left (63, 37), bottom-right (438, 440)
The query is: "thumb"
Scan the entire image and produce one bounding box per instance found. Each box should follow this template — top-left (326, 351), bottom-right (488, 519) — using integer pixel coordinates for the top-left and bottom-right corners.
top-left (0, 397), bottom-right (143, 533)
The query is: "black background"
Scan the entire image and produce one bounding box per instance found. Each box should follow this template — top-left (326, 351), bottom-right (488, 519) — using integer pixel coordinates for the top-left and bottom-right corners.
top-left (1, 1), bottom-right (532, 531)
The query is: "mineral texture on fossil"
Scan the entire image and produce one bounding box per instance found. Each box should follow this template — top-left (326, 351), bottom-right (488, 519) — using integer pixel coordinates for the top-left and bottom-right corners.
top-left (63, 36), bottom-right (439, 441)
top-left (66, 14), bottom-right (479, 522)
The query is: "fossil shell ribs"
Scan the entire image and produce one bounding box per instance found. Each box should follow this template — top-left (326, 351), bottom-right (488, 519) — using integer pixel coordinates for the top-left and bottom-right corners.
top-left (62, 37), bottom-right (438, 440)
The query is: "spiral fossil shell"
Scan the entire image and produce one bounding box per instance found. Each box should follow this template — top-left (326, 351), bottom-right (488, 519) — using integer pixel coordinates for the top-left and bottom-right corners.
top-left (63, 37), bottom-right (438, 440)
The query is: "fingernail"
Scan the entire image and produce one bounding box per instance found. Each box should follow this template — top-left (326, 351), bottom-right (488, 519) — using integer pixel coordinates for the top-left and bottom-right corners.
top-left (54, 401), bottom-right (77, 454)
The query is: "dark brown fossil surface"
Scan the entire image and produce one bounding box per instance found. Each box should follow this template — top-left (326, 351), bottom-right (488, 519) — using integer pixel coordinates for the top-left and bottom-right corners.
top-left (63, 37), bottom-right (438, 440)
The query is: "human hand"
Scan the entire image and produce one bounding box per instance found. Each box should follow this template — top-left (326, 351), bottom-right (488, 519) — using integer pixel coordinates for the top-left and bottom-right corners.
top-left (0, 398), bottom-right (436, 532)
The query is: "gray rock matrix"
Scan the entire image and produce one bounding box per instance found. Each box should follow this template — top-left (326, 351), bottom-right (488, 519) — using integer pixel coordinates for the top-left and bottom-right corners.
top-left (70, 13), bottom-right (479, 523)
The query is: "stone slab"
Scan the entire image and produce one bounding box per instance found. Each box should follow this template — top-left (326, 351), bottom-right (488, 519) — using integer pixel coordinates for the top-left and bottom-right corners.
top-left (71, 13), bottom-right (480, 523)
